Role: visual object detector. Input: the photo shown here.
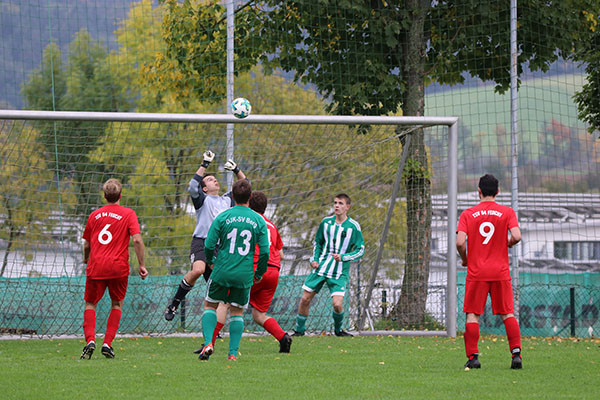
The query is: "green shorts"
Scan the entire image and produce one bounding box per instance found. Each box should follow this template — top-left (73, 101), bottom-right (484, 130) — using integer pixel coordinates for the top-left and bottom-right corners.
top-left (302, 271), bottom-right (347, 297)
top-left (205, 279), bottom-right (250, 308)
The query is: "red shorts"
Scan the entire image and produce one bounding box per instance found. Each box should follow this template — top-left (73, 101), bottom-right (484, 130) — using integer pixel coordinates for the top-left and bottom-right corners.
top-left (463, 280), bottom-right (514, 315)
top-left (84, 276), bottom-right (129, 304)
top-left (249, 266), bottom-right (280, 313)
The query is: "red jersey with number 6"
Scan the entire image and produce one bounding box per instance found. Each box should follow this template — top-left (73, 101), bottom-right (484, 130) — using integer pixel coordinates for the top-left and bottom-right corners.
top-left (83, 204), bottom-right (141, 279)
top-left (457, 201), bottom-right (519, 281)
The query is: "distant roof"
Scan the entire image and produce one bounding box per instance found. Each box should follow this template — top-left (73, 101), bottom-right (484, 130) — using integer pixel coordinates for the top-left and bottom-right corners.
top-left (431, 192), bottom-right (600, 222)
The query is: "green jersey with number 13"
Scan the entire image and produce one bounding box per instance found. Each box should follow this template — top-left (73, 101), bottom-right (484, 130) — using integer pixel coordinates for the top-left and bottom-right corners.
top-left (205, 205), bottom-right (269, 288)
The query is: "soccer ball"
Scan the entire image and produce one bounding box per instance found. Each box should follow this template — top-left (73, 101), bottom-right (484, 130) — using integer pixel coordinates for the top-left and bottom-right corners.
top-left (231, 98), bottom-right (252, 119)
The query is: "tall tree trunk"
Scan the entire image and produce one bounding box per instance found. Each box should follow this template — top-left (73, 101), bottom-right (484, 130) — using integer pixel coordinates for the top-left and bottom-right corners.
top-left (391, 0), bottom-right (432, 327)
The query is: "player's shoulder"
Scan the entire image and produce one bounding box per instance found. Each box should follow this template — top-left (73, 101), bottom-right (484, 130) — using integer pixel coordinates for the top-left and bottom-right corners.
top-left (87, 206), bottom-right (103, 218)
top-left (321, 215), bottom-right (336, 224)
top-left (346, 217), bottom-right (362, 231)
top-left (262, 215), bottom-right (277, 228)
top-left (461, 203), bottom-right (480, 215)
top-left (117, 204), bottom-right (136, 213)
top-left (495, 203), bottom-right (516, 213)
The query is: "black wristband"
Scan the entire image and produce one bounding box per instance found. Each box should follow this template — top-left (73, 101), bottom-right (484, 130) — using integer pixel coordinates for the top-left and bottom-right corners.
top-left (201, 160), bottom-right (211, 168)
top-left (232, 166), bottom-right (240, 174)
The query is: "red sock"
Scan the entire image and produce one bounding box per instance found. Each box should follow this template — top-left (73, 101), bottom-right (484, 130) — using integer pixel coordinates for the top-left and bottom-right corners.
top-left (464, 322), bottom-right (480, 357)
top-left (83, 309), bottom-right (96, 344)
top-left (103, 309), bottom-right (122, 347)
top-left (263, 317), bottom-right (286, 341)
top-left (503, 316), bottom-right (522, 352)
top-left (212, 322), bottom-right (225, 345)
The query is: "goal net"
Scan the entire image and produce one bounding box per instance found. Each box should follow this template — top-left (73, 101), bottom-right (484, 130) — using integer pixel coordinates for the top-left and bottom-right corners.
top-left (0, 111), bottom-right (457, 337)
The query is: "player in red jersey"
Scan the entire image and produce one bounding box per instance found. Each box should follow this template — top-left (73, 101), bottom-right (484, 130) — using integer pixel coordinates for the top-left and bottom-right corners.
top-left (80, 179), bottom-right (148, 359)
top-left (248, 191), bottom-right (292, 353)
top-left (456, 174), bottom-right (522, 370)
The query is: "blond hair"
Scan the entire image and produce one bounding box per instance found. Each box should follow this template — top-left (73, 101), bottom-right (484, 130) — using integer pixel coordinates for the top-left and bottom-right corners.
top-left (103, 178), bottom-right (122, 203)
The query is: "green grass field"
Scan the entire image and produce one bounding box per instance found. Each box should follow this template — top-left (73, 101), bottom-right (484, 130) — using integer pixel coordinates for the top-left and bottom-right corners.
top-left (0, 335), bottom-right (598, 399)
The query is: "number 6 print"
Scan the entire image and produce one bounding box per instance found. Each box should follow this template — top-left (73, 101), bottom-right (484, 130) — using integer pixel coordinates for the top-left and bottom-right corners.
top-left (479, 222), bottom-right (495, 244)
top-left (98, 224), bottom-right (113, 245)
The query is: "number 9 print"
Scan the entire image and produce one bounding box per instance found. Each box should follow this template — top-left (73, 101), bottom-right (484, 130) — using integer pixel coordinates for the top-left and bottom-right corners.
top-left (479, 222), bottom-right (495, 245)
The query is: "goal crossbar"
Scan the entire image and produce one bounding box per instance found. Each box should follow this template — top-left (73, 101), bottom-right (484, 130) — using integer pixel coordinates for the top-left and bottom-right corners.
top-left (0, 109), bottom-right (457, 127)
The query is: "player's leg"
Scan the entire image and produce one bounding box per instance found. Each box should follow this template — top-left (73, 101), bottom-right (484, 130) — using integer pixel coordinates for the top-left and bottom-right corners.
top-left (293, 272), bottom-right (324, 336)
top-left (211, 302), bottom-right (229, 346)
top-left (328, 276), bottom-right (352, 336)
top-left (250, 267), bottom-right (291, 351)
top-left (198, 300), bottom-right (218, 360)
top-left (81, 278), bottom-right (106, 359)
top-left (492, 281), bottom-right (522, 369)
top-left (165, 238), bottom-right (207, 321)
top-left (81, 302), bottom-right (98, 359)
top-left (331, 295), bottom-right (352, 336)
top-left (463, 280), bottom-right (490, 368)
top-left (226, 287), bottom-right (251, 360)
top-left (464, 313), bottom-right (481, 368)
top-left (102, 276), bottom-right (128, 358)
top-left (251, 307), bottom-right (292, 353)
top-left (197, 279), bottom-right (226, 360)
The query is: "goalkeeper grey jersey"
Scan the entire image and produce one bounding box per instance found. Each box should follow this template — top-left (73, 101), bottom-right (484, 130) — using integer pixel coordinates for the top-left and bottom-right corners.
top-left (188, 174), bottom-right (234, 238)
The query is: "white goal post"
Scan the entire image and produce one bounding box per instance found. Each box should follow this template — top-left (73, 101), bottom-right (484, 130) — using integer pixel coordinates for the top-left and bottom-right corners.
top-left (0, 110), bottom-right (458, 337)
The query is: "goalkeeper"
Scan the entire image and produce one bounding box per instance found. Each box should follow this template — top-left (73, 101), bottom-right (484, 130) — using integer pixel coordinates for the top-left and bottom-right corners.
top-left (292, 193), bottom-right (364, 337)
top-left (196, 179), bottom-right (269, 361)
top-left (164, 150), bottom-right (247, 348)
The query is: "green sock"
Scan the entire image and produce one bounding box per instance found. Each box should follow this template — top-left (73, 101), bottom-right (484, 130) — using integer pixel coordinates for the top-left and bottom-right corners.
top-left (229, 316), bottom-right (244, 357)
top-left (296, 313), bottom-right (308, 333)
top-left (201, 309), bottom-right (217, 347)
top-left (333, 311), bottom-right (344, 333)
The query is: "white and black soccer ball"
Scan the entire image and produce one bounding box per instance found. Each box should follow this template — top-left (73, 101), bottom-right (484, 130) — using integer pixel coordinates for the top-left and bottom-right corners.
top-left (231, 97), bottom-right (252, 119)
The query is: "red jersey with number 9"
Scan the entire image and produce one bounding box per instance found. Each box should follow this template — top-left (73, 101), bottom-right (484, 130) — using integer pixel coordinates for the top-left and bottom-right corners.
top-left (457, 201), bottom-right (519, 281)
top-left (83, 204), bottom-right (141, 279)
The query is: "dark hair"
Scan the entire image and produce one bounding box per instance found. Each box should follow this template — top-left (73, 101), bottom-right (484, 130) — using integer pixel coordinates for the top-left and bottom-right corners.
top-left (103, 178), bottom-right (122, 203)
top-left (232, 179), bottom-right (252, 204)
top-left (478, 174), bottom-right (499, 197)
top-left (200, 173), bottom-right (215, 190)
top-left (249, 191), bottom-right (267, 214)
top-left (335, 193), bottom-right (351, 205)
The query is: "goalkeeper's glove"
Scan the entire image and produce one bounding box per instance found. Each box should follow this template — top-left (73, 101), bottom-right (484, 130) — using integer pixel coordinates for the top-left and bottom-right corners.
top-left (201, 150), bottom-right (215, 168)
top-left (224, 159), bottom-right (240, 174)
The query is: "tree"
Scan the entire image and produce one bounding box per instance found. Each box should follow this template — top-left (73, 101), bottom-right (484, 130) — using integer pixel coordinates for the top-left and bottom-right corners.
top-left (0, 121), bottom-right (76, 277)
top-left (109, 0), bottom-right (166, 112)
top-left (102, 1), bottom-right (407, 276)
top-left (573, 19), bottom-right (600, 136)
top-left (22, 29), bottom-right (129, 220)
top-left (156, 0), bottom-right (597, 327)
top-left (21, 43), bottom-right (66, 112)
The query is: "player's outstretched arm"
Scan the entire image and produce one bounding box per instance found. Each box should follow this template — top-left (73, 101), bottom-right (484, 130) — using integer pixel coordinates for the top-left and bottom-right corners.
top-left (224, 159), bottom-right (246, 180)
top-left (132, 233), bottom-right (148, 279)
top-left (195, 150), bottom-right (215, 176)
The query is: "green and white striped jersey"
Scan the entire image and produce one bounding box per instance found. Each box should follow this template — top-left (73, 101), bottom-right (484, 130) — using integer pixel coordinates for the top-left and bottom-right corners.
top-left (205, 205), bottom-right (269, 288)
top-left (310, 215), bottom-right (365, 279)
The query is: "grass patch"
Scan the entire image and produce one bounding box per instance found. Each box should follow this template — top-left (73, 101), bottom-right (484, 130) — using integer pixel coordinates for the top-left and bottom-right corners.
top-left (0, 335), bottom-right (598, 399)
